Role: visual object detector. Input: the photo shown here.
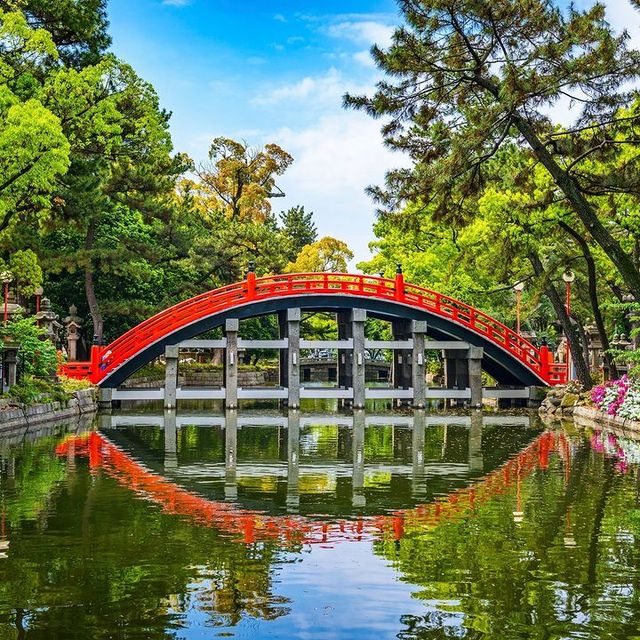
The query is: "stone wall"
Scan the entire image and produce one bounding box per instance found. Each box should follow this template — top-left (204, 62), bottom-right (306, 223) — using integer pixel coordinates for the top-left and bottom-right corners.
top-left (573, 405), bottom-right (640, 434)
top-left (0, 388), bottom-right (97, 434)
top-left (123, 368), bottom-right (279, 388)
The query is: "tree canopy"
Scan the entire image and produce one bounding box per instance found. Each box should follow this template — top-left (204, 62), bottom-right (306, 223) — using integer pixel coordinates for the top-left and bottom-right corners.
top-left (349, 0), bottom-right (640, 387)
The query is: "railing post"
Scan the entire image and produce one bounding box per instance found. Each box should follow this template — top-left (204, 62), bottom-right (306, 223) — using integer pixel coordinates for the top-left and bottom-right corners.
top-left (246, 261), bottom-right (256, 300)
top-left (395, 264), bottom-right (405, 302)
top-left (90, 344), bottom-right (102, 382)
top-left (539, 340), bottom-right (550, 382)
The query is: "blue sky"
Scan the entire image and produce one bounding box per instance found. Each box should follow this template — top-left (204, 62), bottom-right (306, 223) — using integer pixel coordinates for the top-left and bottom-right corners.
top-left (108, 0), bottom-right (639, 265)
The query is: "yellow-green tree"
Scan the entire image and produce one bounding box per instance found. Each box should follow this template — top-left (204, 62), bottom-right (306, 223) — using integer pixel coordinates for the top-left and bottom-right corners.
top-left (197, 138), bottom-right (293, 222)
top-left (285, 237), bottom-right (353, 273)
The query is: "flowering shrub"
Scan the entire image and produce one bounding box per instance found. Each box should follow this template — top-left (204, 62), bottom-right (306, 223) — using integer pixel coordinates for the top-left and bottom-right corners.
top-left (591, 375), bottom-right (640, 420)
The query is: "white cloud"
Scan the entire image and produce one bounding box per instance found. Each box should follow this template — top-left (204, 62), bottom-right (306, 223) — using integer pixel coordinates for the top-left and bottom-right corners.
top-left (252, 68), bottom-right (369, 107)
top-left (603, 0), bottom-right (640, 46)
top-left (162, 0), bottom-right (190, 6)
top-left (572, 0), bottom-right (640, 45)
top-left (353, 49), bottom-right (376, 68)
top-left (270, 111), bottom-right (409, 265)
top-left (274, 13), bottom-right (287, 23)
top-left (326, 20), bottom-right (395, 47)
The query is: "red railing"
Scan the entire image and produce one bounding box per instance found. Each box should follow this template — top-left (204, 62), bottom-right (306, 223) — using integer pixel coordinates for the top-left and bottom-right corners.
top-left (59, 272), bottom-right (567, 386)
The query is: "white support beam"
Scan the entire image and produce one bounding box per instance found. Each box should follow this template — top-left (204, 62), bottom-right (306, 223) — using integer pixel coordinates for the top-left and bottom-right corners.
top-left (112, 389), bottom-right (165, 401)
top-left (178, 339), bottom-right (227, 349)
top-left (238, 416), bottom-right (287, 427)
top-left (237, 339), bottom-right (288, 349)
top-left (483, 388), bottom-right (531, 399)
top-left (102, 412), bottom-right (532, 430)
top-left (300, 387), bottom-right (354, 399)
top-left (300, 339), bottom-right (353, 349)
top-left (365, 388), bottom-right (414, 399)
top-left (425, 341), bottom-right (470, 350)
top-left (237, 387), bottom-right (288, 400)
top-left (365, 340), bottom-right (414, 350)
top-left (176, 388), bottom-right (226, 400)
top-left (426, 388), bottom-right (472, 399)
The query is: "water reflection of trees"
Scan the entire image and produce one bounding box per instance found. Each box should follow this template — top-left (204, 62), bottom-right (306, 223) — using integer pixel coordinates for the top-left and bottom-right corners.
top-left (376, 431), bottom-right (640, 639)
top-left (0, 441), bottom-right (291, 639)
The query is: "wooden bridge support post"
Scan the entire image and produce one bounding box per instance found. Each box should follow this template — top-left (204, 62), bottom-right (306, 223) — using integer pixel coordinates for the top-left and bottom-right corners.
top-left (412, 321), bottom-right (427, 408)
top-left (412, 410), bottom-right (427, 500)
top-left (224, 319), bottom-right (239, 410)
top-left (469, 410), bottom-right (484, 473)
top-left (337, 311), bottom-right (353, 392)
top-left (287, 409), bottom-right (300, 513)
top-left (278, 311), bottom-right (288, 390)
top-left (392, 319), bottom-right (413, 406)
top-left (444, 349), bottom-right (470, 408)
top-left (225, 410), bottom-right (238, 501)
top-left (352, 309), bottom-right (366, 409)
top-left (164, 345), bottom-right (179, 410)
top-left (164, 409), bottom-right (178, 469)
top-left (468, 346), bottom-right (484, 409)
top-left (352, 409), bottom-right (366, 508)
top-left (286, 308), bottom-right (301, 409)
top-left (98, 387), bottom-right (113, 411)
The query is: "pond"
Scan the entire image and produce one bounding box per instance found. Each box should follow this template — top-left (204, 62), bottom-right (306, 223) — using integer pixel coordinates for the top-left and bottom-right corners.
top-left (0, 408), bottom-right (639, 639)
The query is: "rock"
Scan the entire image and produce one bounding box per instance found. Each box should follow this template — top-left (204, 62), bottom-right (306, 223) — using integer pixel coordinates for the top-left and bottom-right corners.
top-left (549, 396), bottom-right (562, 407)
top-left (560, 393), bottom-right (579, 408)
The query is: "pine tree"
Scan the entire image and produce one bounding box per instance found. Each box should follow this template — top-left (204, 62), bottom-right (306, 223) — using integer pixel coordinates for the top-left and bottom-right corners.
top-left (279, 205), bottom-right (317, 261)
top-left (345, 0), bottom-right (640, 299)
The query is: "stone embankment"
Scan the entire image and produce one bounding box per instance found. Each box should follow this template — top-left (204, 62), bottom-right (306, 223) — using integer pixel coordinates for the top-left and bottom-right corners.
top-left (0, 388), bottom-right (97, 434)
top-left (538, 386), bottom-right (592, 418)
top-left (572, 405), bottom-right (640, 433)
top-left (539, 385), bottom-right (640, 434)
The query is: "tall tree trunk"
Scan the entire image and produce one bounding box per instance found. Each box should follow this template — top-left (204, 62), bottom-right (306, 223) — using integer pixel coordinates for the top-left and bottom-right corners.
top-left (560, 222), bottom-right (618, 378)
top-left (513, 114), bottom-right (640, 301)
top-left (84, 219), bottom-right (103, 344)
top-left (528, 253), bottom-right (592, 388)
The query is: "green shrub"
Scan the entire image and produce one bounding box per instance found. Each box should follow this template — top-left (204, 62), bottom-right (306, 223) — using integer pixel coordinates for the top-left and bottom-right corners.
top-left (7, 375), bottom-right (68, 406)
top-left (0, 316), bottom-right (58, 377)
top-left (58, 375), bottom-right (94, 393)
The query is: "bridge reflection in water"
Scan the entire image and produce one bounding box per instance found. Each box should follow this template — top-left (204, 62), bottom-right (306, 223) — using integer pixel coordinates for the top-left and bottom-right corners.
top-left (57, 411), bottom-right (554, 545)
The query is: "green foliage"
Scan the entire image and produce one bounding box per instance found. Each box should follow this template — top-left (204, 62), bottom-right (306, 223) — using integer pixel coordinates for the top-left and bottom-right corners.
top-left (0, 3), bottom-right (307, 344)
top-left (198, 137), bottom-right (293, 222)
top-left (347, 0), bottom-right (640, 344)
top-left (285, 236), bottom-right (353, 273)
top-left (0, 315), bottom-right (58, 376)
top-left (6, 374), bottom-right (67, 404)
top-left (0, 9), bottom-right (70, 241)
top-left (279, 205), bottom-right (317, 261)
top-left (8, 248), bottom-right (42, 296)
top-left (57, 374), bottom-right (93, 393)
top-left (1, 0), bottom-right (111, 67)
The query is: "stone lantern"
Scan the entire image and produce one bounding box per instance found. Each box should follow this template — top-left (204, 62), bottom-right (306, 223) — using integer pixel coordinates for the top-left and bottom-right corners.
top-left (623, 295), bottom-right (640, 350)
top-left (35, 297), bottom-right (61, 344)
top-left (63, 304), bottom-right (83, 361)
top-left (584, 321), bottom-right (604, 370)
top-left (1, 342), bottom-right (19, 391)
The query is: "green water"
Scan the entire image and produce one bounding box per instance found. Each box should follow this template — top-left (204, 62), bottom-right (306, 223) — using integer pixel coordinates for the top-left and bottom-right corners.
top-left (0, 411), bottom-right (639, 639)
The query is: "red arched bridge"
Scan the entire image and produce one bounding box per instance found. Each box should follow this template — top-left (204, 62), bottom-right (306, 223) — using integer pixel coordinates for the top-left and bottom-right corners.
top-left (59, 271), bottom-right (567, 390)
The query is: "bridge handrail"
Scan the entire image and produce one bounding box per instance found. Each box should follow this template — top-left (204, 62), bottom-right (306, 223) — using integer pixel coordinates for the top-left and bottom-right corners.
top-left (59, 272), bottom-right (566, 385)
